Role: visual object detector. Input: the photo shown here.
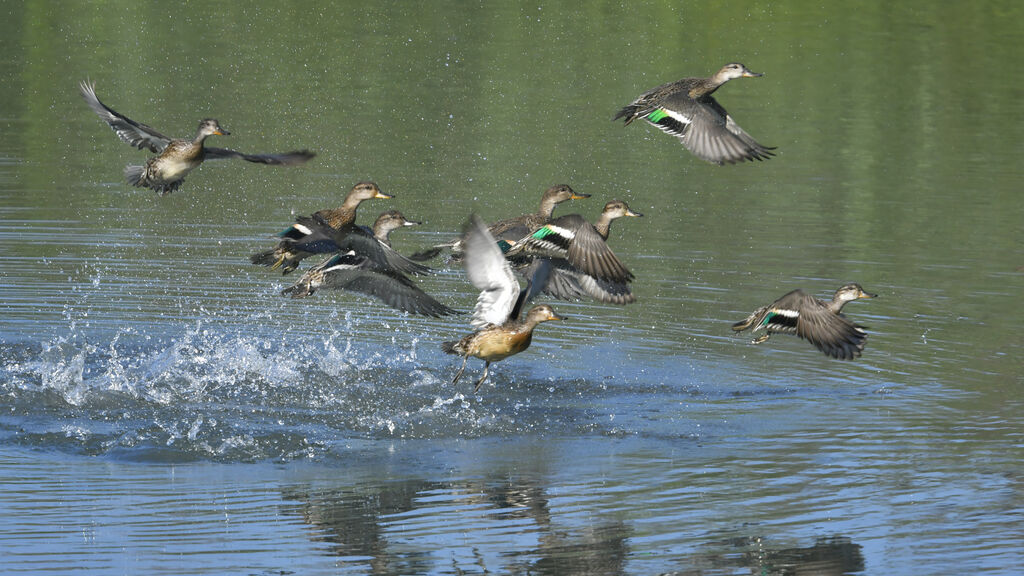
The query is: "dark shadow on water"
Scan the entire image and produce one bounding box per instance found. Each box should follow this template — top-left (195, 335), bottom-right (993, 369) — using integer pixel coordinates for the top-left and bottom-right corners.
top-left (669, 535), bottom-right (865, 576)
top-left (279, 469), bottom-right (864, 575)
top-left (280, 473), bottom-right (632, 576)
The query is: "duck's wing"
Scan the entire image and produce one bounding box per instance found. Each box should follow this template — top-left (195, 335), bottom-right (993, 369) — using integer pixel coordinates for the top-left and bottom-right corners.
top-left (463, 214), bottom-right (519, 329)
top-left (732, 289), bottom-right (806, 334)
top-left (509, 215), bottom-right (633, 283)
top-left (567, 271), bottom-right (636, 305)
top-left (505, 221), bottom-right (572, 260)
top-left (528, 260), bottom-right (587, 301)
top-left (529, 259), bottom-right (635, 305)
top-left (284, 252), bottom-right (455, 316)
top-left (204, 147), bottom-right (316, 165)
top-left (282, 215), bottom-right (343, 255)
top-left (562, 217), bottom-right (634, 283)
top-left (732, 305), bottom-right (773, 332)
top-left (648, 93), bottom-right (775, 165)
top-left (79, 80), bottom-right (172, 153)
top-left (613, 80), bottom-right (681, 124)
top-left (703, 98), bottom-right (776, 162)
top-left (510, 258), bottom-right (552, 320)
top-left (280, 253), bottom-right (353, 298)
top-left (796, 301), bottom-right (868, 360)
top-left (334, 226), bottom-right (432, 276)
top-left (275, 214), bottom-right (323, 240)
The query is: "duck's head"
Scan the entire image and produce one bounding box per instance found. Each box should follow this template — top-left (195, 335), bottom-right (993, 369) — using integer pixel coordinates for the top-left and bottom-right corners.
top-left (717, 62), bottom-right (763, 82)
top-left (376, 209), bottom-right (419, 228)
top-left (543, 184), bottom-right (591, 204)
top-left (602, 200), bottom-right (644, 220)
top-left (525, 304), bottom-right (564, 324)
top-left (197, 118), bottom-right (229, 137)
top-left (374, 210), bottom-right (419, 235)
top-left (348, 181), bottom-right (391, 202)
top-left (834, 283), bottom-right (877, 302)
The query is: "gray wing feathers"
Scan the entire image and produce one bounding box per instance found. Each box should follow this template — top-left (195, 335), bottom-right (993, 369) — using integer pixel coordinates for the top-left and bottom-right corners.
top-left (204, 147), bottom-right (316, 165)
top-left (464, 214), bottom-right (519, 329)
top-left (78, 80), bottom-right (171, 153)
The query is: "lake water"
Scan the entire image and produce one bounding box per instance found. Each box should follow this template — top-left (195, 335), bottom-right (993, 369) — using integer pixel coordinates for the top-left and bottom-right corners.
top-left (1, 2), bottom-right (1022, 575)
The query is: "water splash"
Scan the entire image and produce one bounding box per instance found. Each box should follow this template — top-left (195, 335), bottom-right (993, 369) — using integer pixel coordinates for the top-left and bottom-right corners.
top-left (0, 322), bottom-right (644, 462)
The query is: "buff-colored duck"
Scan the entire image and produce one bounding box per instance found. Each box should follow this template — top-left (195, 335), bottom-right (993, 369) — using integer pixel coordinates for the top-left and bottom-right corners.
top-left (442, 215), bottom-right (563, 392)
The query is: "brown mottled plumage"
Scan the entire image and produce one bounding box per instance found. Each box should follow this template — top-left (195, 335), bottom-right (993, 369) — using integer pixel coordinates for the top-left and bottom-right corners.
top-left (249, 182), bottom-right (402, 275)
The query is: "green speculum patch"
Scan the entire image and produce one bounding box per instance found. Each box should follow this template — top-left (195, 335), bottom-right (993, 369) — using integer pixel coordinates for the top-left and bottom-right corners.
top-left (647, 108), bottom-right (669, 123)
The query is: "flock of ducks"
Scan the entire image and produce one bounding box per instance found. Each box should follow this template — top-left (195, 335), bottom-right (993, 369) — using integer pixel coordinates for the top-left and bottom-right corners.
top-left (79, 63), bottom-right (876, 390)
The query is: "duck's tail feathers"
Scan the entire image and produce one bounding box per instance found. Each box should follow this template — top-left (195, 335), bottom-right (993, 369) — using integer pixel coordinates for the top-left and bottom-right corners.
top-left (731, 309), bottom-right (763, 332)
top-left (124, 165), bottom-right (180, 195)
top-left (281, 282), bottom-right (314, 298)
top-left (440, 340), bottom-right (461, 355)
top-left (124, 165), bottom-right (146, 187)
top-left (613, 105), bottom-right (641, 125)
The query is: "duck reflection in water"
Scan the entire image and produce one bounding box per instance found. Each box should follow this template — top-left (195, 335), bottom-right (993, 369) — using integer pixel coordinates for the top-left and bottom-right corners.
top-left (280, 473), bottom-right (631, 575)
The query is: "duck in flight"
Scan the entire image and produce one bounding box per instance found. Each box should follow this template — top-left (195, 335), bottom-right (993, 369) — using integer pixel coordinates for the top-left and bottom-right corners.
top-left (614, 63), bottom-right (775, 165)
top-left (505, 200), bottom-right (639, 286)
top-left (731, 283), bottom-right (877, 359)
top-left (79, 80), bottom-right (315, 194)
top-left (510, 200), bottom-right (643, 305)
top-left (410, 184), bottom-right (589, 261)
top-left (442, 214), bottom-right (563, 392)
top-left (281, 211), bottom-right (456, 317)
top-left (249, 182), bottom-right (424, 276)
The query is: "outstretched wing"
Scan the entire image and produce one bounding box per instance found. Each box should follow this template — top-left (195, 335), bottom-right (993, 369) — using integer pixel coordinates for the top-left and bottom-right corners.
top-left (796, 304), bottom-right (868, 360)
top-left (335, 226), bottom-right (432, 276)
top-left (204, 148), bottom-right (316, 165)
top-left (463, 214), bottom-right (519, 329)
top-left (563, 218), bottom-right (634, 283)
top-left (320, 269), bottom-right (456, 318)
top-left (510, 214), bottom-right (633, 284)
top-left (79, 80), bottom-right (172, 153)
top-left (652, 93), bottom-right (775, 165)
